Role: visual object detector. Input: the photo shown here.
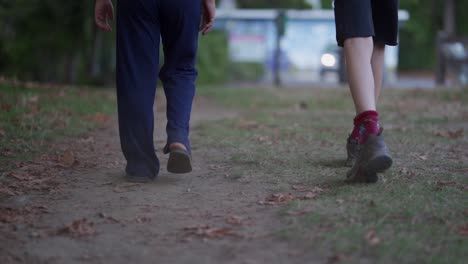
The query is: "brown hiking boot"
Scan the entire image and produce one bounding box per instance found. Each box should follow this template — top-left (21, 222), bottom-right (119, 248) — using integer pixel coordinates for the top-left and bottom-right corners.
top-left (345, 136), bottom-right (359, 167)
top-left (346, 130), bottom-right (392, 183)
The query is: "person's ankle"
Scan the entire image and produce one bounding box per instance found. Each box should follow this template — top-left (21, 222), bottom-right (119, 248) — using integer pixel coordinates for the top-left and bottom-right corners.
top-left (169, 142), bottom-right (187, 151)
top-left (354, 110), bottom-right (378, 125)
top-left (350, 110), bottom-right (380, 144)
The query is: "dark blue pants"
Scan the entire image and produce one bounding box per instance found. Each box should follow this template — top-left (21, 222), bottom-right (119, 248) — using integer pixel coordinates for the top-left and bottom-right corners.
top-left (116, 0), bottom-right (201, 179)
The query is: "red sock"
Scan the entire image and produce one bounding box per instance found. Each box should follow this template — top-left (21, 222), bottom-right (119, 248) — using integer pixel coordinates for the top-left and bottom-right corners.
top-left (350, 110), bottom-right (380, 144)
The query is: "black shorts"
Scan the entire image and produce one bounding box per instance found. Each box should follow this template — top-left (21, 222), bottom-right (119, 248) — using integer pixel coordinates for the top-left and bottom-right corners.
top-left (334, 0), bottom-right (399, 47)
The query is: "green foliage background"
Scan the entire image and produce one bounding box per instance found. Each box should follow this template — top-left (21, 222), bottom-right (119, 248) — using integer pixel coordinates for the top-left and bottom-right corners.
top-left (0, 0), bottom-right (467, 84)
top-left (197, 31), bottom-right (230, 84)
top-left (320, 0), bottom-right (468, 71)
top-left (236, 0), bottom-right (312, 9)
top-left (0, 0), bottom-right (109, 83)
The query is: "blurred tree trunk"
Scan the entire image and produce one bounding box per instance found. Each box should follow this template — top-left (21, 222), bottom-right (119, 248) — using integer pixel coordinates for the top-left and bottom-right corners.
top-left (444, 0), bottom-right (456, 36)
top-left (65, 53), bottom-right (80, 83)
top-left (90, 27), bottom-right (103, 78)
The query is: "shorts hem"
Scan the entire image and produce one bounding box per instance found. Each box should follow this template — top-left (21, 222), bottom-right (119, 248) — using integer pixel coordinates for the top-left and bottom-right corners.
top-left (337, 35), bottom-right (398, 47)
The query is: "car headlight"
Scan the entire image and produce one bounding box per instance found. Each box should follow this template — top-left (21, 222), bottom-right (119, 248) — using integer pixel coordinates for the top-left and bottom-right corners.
top-left (321, 53), bottom-right (336, 67)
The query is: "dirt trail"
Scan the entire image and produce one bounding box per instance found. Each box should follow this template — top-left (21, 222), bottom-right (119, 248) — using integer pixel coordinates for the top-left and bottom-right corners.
top-left (1, 95), bottom-right (313, 264)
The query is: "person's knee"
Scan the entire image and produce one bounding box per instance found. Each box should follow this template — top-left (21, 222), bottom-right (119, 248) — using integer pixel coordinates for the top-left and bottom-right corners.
top-left (159, 66), bottom-right (198, 82)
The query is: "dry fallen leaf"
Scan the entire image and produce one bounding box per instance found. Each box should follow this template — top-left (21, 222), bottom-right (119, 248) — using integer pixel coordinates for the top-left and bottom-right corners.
top-left (1, 148), bottom-right (13, 157)
top-left (58, 90), bottom-right (66, 97)
top-left (113, 183), bottom-right (141, 193)
top-left (327, 253), bottom-right (349, 264)
top-left (237, 120), bottom-right (259, 129)
top-left (336, 199), bottom-right (345, 204)
top-left (303, 192), bottom-right (318, 200)
top-left (26, 95), bottom-right (39, 104)
top-left (30, 230), bottom-right (50, 239)
top-left (399, 167), bottom-right (417, 177)
top-left (291, 185), bottom-right (325, 193)
top-left (208, 164), bottom-right (229, 171)
top-left (7, 171), bottom-right (34, 181)
top-left (1, 103), bottom-right (12, 112)
top-left (0, 207), bottom-right (22, 223)
top-left (456, 224), bottom-right (468, 236)
top-left (203, 227), bottom-right (235, 239)
top-left (291, 185), bottom-right (309, 192)
top-left (58, 218), bottom-right (95, 237)
top-left (365, 229), bottom-right (381, 246)
top-left (254, 135), bottom-right (276, 144)
top-left (417, 155), bottom-right (428, 161)
top-left (225, 215), bottom-right (244, 226)
top-left (98, 213), bottom-right (120, 224)
top-left (433, 129), bottom-right (464, 139)
top-left (133, 216), bottom-right (152, 223)
top-left (436, 180), bottom-right (458, 187)
top-left (260, 193), bottom-right (295, 205)
top-left (286, 208), bottom-right (312, 216)
top-left (184, 225), bottom-right (240, 239)
top-left (139, 205), bottom-right (160, 213)
top-left (0, 187), bottom-right (16, 196)
top-left (435, 181), bottom-right (468, 191)
top-left (0, 206), bottom-right (49, 224)
top-left (88, 113), bottom-right (110, 126)
top-left (79, 137), bottom-right (95, 144)
top-left (59, 150), bottom-right (76, 167)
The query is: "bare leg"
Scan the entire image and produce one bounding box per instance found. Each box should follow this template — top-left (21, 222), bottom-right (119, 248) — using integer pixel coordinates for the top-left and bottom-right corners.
top-left (371, 43), bottom-right (386, 100)
top-left (343, 37), bottom-right (376, 114)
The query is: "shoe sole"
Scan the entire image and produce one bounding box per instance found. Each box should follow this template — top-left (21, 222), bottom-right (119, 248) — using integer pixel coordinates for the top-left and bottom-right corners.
top-left (367, 155), bottom-right (393, 174)
top-left (363, 155), bottom-right (393, 183)
top-left (347, 154), bottom-right (392, 184)
top-left (345, 157), bottom-right (354, 167)
top-left (167, 150), bottom-right (192, 174)
top-left (125, 174), bottom-right (152, 183)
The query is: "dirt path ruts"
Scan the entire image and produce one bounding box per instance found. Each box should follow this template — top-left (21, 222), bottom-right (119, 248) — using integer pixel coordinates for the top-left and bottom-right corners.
top-left (1, 95), bottom-right (314, 264)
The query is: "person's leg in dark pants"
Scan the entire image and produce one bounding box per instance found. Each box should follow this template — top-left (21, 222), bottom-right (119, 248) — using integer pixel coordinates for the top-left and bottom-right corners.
top-left (159, 0), bottom-right (202, 173)
top-left (116, 0), bottom-right (160, 181)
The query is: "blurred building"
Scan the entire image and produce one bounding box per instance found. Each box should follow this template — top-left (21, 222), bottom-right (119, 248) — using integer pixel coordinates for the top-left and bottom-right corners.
top-left (219, 0), bottom-right (237, 10)
top-left (215, 8), bottom-right (409, 85)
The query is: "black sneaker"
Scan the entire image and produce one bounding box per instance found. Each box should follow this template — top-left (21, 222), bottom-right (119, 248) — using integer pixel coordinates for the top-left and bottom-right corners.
top-left (167, 148), bottom-right (192, 174)
top-left (345, 136), bottom-right (359, 167)
top-left (346, 130), bottom-right (392, 183)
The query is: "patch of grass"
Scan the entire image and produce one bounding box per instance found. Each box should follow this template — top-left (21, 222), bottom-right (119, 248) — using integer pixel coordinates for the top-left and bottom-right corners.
top-left (0, 83), bottom-right (116, 171)
top-left (197, 86), bottom-right (297, 110)
top-left (193, 86), bottom-right (468, 263)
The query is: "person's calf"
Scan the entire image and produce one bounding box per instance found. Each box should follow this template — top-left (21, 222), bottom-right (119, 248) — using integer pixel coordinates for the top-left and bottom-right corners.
top-left (371, 43), bottom-right (386, 99)
top-left (343, 37), bottom-right (377, 113)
